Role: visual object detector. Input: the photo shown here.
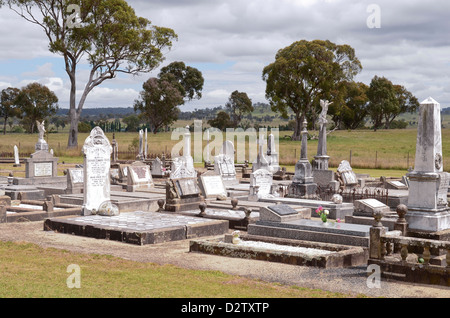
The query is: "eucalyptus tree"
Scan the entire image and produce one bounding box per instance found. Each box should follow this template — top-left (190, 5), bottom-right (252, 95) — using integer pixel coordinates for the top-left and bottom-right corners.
top-left (5, 0), bottom-right (177, 147)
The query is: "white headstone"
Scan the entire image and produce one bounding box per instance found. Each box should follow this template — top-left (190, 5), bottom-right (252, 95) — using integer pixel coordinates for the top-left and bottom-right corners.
top-left (82, 127), bottom-right (113, 215)
top-left (249, 168), bottom-right (273, 201)
top-left (199, 173), bottom-right (227, 198)
top-left (13, 145), bottom-right (19, 165)
top-left (127, 162), bottom-right (154, 192)
top-left (337, 160), bottom-right (357, 185)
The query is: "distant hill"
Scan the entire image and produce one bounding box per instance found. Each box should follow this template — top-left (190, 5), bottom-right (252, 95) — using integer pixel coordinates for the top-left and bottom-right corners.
top-left (57, 107), bottom-right (135, 117)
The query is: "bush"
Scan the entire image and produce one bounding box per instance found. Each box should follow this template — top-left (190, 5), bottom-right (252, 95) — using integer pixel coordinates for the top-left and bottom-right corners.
top-left (78, 121), bottom-right (92, 133)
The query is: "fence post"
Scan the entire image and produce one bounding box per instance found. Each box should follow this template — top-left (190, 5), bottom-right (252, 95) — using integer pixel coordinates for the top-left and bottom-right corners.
top-left (349, 150), bottom-right (352, 165)
top-left (369, 211), bottom-right (386, 260)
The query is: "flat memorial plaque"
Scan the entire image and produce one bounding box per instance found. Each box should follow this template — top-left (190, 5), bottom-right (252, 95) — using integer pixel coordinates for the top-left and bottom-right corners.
top-left (268, 204), bottom-right (297, 216)
top-left (201, 174), bottom-right (226, 197)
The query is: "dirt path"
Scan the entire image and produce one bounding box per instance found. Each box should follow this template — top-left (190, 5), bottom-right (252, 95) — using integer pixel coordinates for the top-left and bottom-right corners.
top-left (0, 221), bottom-right (448, 298)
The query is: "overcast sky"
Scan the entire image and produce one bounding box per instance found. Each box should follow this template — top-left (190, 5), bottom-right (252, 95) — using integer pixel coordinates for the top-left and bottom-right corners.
top-left (0, 0), bottom-right (449, 111)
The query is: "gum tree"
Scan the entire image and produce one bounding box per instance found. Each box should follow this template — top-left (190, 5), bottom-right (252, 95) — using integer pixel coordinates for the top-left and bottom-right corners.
top-left (263, 39), bottom-right (362, 140)
top-left (5, 0), bottom-right (177, 148)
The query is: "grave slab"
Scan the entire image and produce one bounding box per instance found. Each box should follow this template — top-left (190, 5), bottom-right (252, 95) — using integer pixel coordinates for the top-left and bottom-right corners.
top-left (44, 211), bottom-right (228, 245)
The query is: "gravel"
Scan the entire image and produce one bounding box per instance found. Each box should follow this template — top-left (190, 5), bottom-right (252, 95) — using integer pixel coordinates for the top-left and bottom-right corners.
top-left (0, 221), bottom-right (448, 298)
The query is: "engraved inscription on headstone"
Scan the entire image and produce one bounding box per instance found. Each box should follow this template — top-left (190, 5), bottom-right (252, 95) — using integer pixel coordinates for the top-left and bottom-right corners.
top-left (34, 162), bottom-right (53, 177)
top-left (82, 127), bottom-right (112, 215)
top-left (175, 178), bottom-right (200, 197)
top-left (201, 174), bottom-right (226, 198)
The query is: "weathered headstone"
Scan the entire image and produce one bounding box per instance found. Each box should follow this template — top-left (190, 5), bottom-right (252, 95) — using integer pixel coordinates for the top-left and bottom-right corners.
top-left (151, 157), bottom-right (168, 177)
top-left (214, 141), bottom-right (238, 185)
top-left (353, 198), bottom-right (391, 217)
top-left (126, 161), bottom-right (154, 192)
top-left (266, 133), bottom-right (281, 173)
top-left (82, 127), bottom-right (113, 216)
top-left (13, 145), bottom-right (20, 167)
top-left (24, 150), bottom-right (58, 179)
top-left (66, 168), bottom-right (84, 194)
top-left (259, 204), bottom-right (308, 222)
top-left (137, 129), bottom-right (144, 160)
top-left (336, 160), bottom-right (358, 188)
top-left (249, 168), bottom-right (274, 201)
top-left (406, 97), bottom-right (450, 231)
top-left (199, 171), bottom-right (227, 199)
top-left (252, 135), bottom-right (270, 172)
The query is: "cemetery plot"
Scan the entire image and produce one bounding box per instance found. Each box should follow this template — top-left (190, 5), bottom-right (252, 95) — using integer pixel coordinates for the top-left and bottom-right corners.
top-left (44, 211), bottom-right (228, 245)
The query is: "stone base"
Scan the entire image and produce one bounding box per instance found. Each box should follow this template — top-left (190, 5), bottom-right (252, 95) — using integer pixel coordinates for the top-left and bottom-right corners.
top-left (44, 212), bottom-right (229, 245)
top-left (288, 182), bottom-right (317, 198)
top-left (406, 210), bottom-right (450, 232)
top-left (165, 196), bottom-right (205, 213)
top-left (248, 219), bottom-right (372, 247)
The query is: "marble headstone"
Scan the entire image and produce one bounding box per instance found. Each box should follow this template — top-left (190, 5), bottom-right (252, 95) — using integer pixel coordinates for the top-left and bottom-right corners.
top-left (199, 172), bottom-right (227, 199)
top-left (127, 161), bottom-right (154, 192)
top-left (82, 127), bottom-right (113, 216)
top-left (249, 168), bottom-right (274, 201)
top-left (66, 168), bottom-right (84, 194)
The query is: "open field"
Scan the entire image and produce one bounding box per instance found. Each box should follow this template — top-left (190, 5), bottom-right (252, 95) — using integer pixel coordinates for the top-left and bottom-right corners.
top-left (2, 127), bottom-right (449, 174)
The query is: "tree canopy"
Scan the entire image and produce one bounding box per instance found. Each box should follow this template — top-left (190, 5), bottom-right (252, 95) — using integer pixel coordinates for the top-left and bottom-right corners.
top-left (0, 87), bottom-right (20, 135)
top-left (225, 90), bottom-right (253, 128)
top-left (6, 0), bottom-right (177, 147)
top-left (263, 39), bottom-right (362, 140)
top-left (15, 82), bottom-right (59, 133)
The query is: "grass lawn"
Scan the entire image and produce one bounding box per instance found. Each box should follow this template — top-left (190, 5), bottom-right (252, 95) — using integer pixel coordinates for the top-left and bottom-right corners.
top-left (0, 241), bottom-right (365, 298)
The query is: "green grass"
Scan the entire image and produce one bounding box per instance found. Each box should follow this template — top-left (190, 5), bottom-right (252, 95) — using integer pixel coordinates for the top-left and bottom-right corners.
top-left (0, 241), bottom-right (364, 298)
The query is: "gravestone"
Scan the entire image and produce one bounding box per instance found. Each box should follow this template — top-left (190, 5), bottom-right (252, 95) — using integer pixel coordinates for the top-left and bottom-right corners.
top-left (66, 168), bottom-right (84, 194)
top-left (266, 133), bottom-right (281, 173)
top-left (35, 120), bottom-right (48, 151)
top-left (259, 204), bottom-right (309, 222)
top-left (406, 97), bottom-right (450, 232)
top-left (137, 129), bottom-right (144, 160)
top-left (336, 160), bottom-right (358, 189)
top-left (171, 126), bottom-right (196, 178)
top-left (313, 100), bottom-right (331, 170)
top-left (151, 157), bottom-right (168, 177)
top-left (127, 161), bottom-right (154, 192)
top-left (288, 119), bottom-right (317, 197)
top-left (165, 177), bottom-right (204, 212)
top-left (111, 133), bottom-right (119, 163)
top-left (198, 171), bottom-right (227, 199)
top-left (24, 149), bottom-right (58, 179)
top-left (252, 135), bottom-right (270, 172)
top-left (353, 198), bottom-right (391, 217)
top-left (249, 168), bottom-right (274, 201)
top-left (82, 127), bottom-right (113, 216)
top-left (13, 145), bottom-right (20, 167)
top-left (214, 141), bottom-right (238, 186)
top-left (385, 180), bottom-right (408, 190)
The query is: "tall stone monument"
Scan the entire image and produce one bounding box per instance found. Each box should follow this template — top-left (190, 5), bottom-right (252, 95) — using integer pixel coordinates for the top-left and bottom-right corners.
top-left (35, 120), bottom-right (49, 151)
top-left (288, 119), bottom-right (317, 197)
top-left (313, 100), bottom-right (331, 170)
top-left (82, 127), bottom-right (113, 216)
top-left (406, 97), bottom-right (450, 232)
top-left (266, 133), bottom-right (281, 173)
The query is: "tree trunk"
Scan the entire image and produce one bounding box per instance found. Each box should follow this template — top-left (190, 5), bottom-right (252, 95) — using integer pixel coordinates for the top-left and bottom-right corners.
top-left (3, 116), bottom-right (7, 135)
top-left (68, 108), bottom-right (79, 149)
top-left (291, 112), bottom-right (304, 141)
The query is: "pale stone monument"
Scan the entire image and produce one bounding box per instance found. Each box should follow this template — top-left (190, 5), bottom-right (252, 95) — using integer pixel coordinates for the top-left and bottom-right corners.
top-left (266, 133), bottom-right (281, 173)
top-left (13, 145), bottom-right (20, 167)
top-left (313, 99), bottom-right (331, 170)
top-left (198, 171), bottom-right (227, 199)
top-left (288, 119), bottom-right (317, 197)
top-left (82, 126), bottom-right (113, 216)
top-left (336, 160), bottom-right (358, 189)
top-left (127, 161), bottom-right (154, 192)
top-left (249, 168), bottom-right (274, 201)
top-left (35, 120), bottom-right (49, 151)
top-left (66, 168), bottom-right (84, 194)
top-left (252, 135), bottom-right (270, 172)
top-left (137, 129), bottom-right (144, 160)
top-left (214, 140), bottom-right (238, 185)
top-left (406, 97), bottom-right (450, 232)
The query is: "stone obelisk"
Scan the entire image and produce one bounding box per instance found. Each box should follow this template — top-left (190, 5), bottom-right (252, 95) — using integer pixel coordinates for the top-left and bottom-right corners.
top-left (406, 97), bottom-right (450, 232)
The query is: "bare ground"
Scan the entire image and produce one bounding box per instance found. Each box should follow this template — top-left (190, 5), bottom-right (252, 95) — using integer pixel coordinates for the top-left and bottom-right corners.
top-left (0, 221), bottom-right (449, 298)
